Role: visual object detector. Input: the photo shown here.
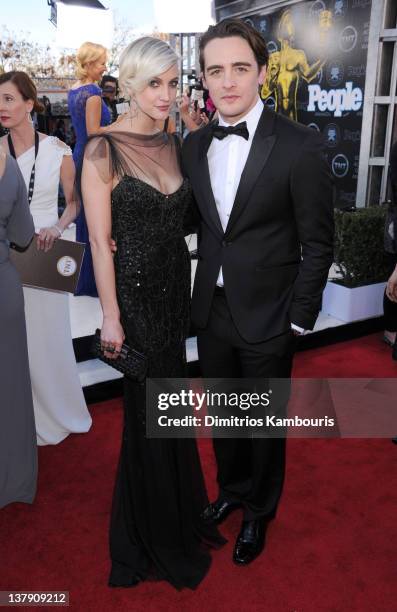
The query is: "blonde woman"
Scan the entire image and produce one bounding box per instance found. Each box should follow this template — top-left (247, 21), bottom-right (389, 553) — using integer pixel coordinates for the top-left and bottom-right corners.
top-left (68, 41), bottom-right (111, 296)
top-left (81, 36), bottom-right (224, 589)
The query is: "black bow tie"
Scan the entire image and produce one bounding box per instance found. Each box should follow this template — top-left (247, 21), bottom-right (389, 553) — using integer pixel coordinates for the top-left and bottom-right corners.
top-left (211, 121), bottom-right (249, 141)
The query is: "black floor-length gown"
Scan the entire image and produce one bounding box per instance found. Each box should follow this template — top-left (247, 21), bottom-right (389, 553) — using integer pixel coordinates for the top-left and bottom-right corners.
top-left (84, 131), bottom-right (225, 590)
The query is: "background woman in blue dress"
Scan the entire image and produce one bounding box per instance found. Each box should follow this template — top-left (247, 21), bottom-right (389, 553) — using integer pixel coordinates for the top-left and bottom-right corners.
top-left (68, 41), bottom-right (111, 296)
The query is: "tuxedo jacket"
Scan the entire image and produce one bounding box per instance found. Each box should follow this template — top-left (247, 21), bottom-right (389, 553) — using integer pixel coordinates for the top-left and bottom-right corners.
top-left (182, 106), bottom-right (334, 344)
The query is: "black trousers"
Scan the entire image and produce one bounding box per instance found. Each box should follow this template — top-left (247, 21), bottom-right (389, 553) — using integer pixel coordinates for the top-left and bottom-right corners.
top-left (384, 254), bottom-right (397, 332)
top-left (197, 287), bottom-right (298, 522)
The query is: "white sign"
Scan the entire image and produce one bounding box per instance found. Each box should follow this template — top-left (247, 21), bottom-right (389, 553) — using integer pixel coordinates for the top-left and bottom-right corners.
top-left (56, 3), bottom-right (113, 49)
top-left (153, 0), bottom-right (214, 33)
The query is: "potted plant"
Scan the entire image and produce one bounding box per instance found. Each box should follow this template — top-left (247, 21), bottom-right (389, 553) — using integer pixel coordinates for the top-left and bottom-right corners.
top-left (321, 206), bottom-right (390, 322)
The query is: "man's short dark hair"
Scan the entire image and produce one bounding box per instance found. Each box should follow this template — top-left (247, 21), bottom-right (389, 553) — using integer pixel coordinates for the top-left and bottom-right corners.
top-left (100, 74), bottom-right (118, 90)
top-left (199, 18), bottom-right (269, 73)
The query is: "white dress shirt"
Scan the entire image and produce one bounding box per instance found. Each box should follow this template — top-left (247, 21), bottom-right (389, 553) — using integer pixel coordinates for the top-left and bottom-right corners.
top-left (207, 97), bottom-right (305, 335)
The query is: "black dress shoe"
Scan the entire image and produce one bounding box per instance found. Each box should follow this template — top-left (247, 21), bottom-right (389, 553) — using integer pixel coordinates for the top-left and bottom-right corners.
top-left (201, 499), bottom-right (241, 525)
top-left (233, 519), bottom-right (267, 565)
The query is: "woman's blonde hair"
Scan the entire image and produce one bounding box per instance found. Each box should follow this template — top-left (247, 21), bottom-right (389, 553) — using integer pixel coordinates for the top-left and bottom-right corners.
top-left (76, 41), bottom-right (107, 80)
top-left (118, 36), bottom-right (179, 98)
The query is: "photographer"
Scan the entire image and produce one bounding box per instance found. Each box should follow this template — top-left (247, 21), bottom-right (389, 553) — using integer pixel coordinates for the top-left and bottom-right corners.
top-left (100, 74), bottom-right (118, 123)
top-left (177, 81), bottom-right (212, 134)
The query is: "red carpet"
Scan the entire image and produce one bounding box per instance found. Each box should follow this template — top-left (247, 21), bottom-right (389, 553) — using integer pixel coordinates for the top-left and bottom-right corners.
top-left (1, 333), bottom-right (396, 611)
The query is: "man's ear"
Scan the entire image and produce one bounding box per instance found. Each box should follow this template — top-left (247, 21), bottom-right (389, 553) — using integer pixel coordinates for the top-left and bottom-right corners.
top-left (258, 65), bottom-right (267, 86)
top-left (201, 71), bottom-right (207, 90)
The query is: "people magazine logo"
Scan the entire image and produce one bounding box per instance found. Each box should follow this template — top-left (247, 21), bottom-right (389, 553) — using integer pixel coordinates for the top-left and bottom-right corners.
top-left (307, 81), bottom-right (362, 117)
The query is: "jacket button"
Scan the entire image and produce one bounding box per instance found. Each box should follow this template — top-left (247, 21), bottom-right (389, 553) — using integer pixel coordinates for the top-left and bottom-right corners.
top-left (222, 240), bottom-right (232, 247)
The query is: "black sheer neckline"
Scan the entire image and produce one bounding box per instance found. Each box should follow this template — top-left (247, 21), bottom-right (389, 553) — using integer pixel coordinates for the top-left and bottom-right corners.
top-left (82, 129), bottom-right (181, 193)
top-left (100, 129), bottom-right (169, 143)
top-left (113, 175), bottom-right (187, 198)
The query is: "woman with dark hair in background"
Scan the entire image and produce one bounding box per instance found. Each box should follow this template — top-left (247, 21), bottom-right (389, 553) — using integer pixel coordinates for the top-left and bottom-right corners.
top-left (68, 41), bottom-right (111, 296)
top-left (0, 70), bottom-right (91, 445)
top-left (0, 146), bottom-right (37, 508)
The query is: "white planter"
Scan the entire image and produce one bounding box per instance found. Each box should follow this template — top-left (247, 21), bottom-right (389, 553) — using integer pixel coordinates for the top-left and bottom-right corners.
top-left (321, 281), bottom-right (386, 323)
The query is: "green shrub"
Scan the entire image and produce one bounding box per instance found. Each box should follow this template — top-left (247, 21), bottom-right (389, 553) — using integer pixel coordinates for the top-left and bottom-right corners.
top-left (333, 206), bottom-right (390, 287)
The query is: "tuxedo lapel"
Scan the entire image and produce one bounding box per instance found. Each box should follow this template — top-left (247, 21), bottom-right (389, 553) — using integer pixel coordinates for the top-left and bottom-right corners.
top-left (225, 107), bottom-right (277, 234)
top-left (194, 123), bottom-right (224, 236)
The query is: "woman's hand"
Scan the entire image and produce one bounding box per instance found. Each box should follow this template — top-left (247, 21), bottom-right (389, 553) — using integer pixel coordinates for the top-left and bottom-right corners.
top-left (176, 93), bottom-right (191, 117)
top-left (36, 226), bottom-right (61, 252)
top-left (101, 316), bottom-right (125, 359)
top-left (386, 266), bottom-right (397, 303)
top-left (110, 238), bottom-right (117, 255)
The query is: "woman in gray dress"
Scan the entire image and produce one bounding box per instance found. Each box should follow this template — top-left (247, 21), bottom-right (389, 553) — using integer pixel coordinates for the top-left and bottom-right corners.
top-left (0, 147), bottom-right (37, 509)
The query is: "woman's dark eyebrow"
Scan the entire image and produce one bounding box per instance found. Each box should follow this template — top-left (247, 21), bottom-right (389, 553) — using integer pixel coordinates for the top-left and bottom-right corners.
top-left (151, 77), bottom-right (178, 82)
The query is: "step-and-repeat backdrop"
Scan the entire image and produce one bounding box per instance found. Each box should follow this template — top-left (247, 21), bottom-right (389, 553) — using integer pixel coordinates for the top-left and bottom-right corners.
top-left (246, 0), bottom-right (372, 207)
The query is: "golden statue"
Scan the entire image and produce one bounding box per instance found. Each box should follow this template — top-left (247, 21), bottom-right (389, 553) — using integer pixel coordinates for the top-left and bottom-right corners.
top-left (261, 9), bottom-right (332, 121)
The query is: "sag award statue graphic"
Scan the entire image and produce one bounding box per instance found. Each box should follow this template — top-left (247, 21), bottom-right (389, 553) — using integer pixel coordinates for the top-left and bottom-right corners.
top-left (261, 9), bottom-right (333, 121)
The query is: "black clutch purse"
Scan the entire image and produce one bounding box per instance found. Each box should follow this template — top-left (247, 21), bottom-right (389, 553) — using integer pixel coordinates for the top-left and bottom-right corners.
top-left (91, 329), bottom-right (148, 382)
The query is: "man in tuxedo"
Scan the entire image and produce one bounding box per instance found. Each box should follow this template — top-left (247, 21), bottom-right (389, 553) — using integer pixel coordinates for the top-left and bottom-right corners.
top-left (182, 18), bottom-right (334, 565)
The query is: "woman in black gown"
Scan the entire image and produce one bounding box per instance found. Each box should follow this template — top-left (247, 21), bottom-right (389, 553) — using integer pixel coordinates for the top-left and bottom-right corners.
top-left (81, 37), bottom-right (224, 590)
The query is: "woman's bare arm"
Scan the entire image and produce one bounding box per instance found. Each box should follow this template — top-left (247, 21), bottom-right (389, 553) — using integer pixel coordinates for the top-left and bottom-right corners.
top-left (86, 95), bottom-right (104, 135)
top-left (82, 151), bottom-right (124, 357)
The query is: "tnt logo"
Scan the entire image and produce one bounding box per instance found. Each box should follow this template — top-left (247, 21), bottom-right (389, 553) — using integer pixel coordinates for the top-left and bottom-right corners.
top-left (310, 0), bottom-right (326, 18)
top-left (264, 96), bottom-right (276, 110)
top-left (267, 40), bottom-right (278, 54)
top-left (332, 154), bottom-right (349, 178)
top-left (339, 26), bottom-right (358, 52)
